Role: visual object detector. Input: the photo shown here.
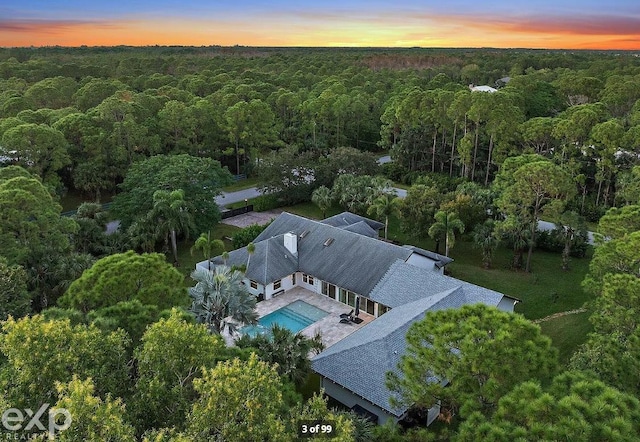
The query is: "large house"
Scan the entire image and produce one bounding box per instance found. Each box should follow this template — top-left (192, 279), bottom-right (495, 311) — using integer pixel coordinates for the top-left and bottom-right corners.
top-left (198, 211), bottom-right (518, 424)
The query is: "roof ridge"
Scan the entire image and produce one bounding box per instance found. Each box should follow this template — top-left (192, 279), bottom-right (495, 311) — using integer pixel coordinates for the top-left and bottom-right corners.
top-left (263, 239), bottom-right (269, 285)
top-left (368, 259), bottom-right (404, 298)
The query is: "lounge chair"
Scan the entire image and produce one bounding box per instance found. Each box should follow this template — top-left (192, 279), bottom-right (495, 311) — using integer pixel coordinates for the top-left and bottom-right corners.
top-left (339, 317), bottom-right (352, 324)
top-left (340, 309), bottom-right (354, 319)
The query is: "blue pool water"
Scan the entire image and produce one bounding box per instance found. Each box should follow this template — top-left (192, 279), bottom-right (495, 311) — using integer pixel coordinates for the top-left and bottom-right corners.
top-left (241, 300), bottom-right (328, 337)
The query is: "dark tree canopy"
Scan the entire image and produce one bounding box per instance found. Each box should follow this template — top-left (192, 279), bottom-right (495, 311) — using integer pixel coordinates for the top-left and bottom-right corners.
top-left (58, 251), bottom-right (188, 313)
top-left (111, 154), bottom-right (232, 235)
top-left (457, 371), bottom-right (640, 441)
top-left (387, 304), bottom-right (557, 418)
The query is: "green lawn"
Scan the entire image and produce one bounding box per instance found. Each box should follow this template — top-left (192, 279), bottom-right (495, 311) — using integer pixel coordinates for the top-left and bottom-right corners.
top-left (539, 311), bottom-right (592, 366)
top-left (221, 176), bottom-right (261, 192)
top-left (59, 189), bottom-right (115, 212)
top-left (447, 241), bottom-right (592, 321)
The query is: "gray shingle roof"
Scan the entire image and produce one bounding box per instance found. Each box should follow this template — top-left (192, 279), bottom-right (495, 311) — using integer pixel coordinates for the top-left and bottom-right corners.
top-left (253, 212), bottom-right (411, 295)
top-left (206, 235), bottom-right (298, 286)
top-left (368, 260), bottom-right (504, 308)
top-left (402, 245), bottom-right (454, 268)
top-left (340, 220), bottom-right (378, 238)
top-left (321, 212), bottom-right (384, 231)
top-left (312, 286), bottom-right (467, 417)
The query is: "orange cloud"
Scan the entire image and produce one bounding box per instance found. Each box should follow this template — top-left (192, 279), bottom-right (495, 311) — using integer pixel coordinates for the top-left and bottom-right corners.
top-left (0, 11), bottom-right (639, 50)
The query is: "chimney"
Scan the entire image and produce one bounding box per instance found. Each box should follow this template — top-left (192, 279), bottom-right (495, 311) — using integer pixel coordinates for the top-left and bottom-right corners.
top-left (284, 232), bottom-right (297, 255)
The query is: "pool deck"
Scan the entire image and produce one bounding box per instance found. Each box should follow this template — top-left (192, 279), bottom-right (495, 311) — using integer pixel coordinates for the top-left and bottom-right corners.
top-left (225, 287), bottom-right (375, 349)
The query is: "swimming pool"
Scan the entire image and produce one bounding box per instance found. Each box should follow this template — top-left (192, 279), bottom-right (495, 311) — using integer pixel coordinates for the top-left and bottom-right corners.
top-left (241, 300), bottom-right (328, 337)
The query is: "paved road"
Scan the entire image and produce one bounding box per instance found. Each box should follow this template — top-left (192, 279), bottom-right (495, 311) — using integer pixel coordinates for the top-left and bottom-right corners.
top-left (215, 187), bottom-right (263, 206)
top-left (537, 220), bottom-right (596, 245)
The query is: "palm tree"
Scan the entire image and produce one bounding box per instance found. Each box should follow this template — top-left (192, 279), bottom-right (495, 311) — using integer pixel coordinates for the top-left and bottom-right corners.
top-left (428, 211), bottom-right (465, 257)
top-left (191, 232), bottom-right (225, 270)
top-left (235, 324), bottom-right (324, 386)
top-left (246, 242), bottom-right (256, 272)
top-left (149, 189), bottom-right (195, 266)
top-left (189, 266), bottom-right (258, 335)
top-left (127, 220), bottom-right (159, 253)
top-left (311, 186), bottom-right (333, 219)
top-left (367, 194), bottom-right (400, 240)
top-left (495, 215), bottom-right (530, 270)
top-left (473, 219), bottom-right (499, 269)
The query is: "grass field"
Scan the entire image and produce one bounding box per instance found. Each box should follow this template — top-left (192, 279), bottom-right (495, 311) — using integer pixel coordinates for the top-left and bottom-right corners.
top-left (539, 311), bottom-right (593, 365)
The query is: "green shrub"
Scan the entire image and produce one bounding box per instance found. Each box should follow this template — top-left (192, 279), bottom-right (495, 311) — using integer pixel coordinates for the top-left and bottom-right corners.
top-left (253, 194), bottom-right (283, 211)
top-left (232, 223), bottom-right (270, 249)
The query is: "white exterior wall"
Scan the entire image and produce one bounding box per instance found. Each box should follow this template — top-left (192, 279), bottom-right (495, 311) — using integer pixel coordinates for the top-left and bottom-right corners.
top-left (297, 272), bottom-right (321, 294)
top-left (265, 274), bottom-right (295, 299)
top-left (243, 277), bottom-right (264, 297)
top-left (405, 254), bottom-right (442, 274)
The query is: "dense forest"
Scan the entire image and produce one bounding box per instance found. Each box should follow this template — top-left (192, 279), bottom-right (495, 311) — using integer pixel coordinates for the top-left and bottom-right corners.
top-left (2, 46), bottom-right (640, 440)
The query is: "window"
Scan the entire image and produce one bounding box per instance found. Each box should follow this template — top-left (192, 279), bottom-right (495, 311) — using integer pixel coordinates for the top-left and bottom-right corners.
top-left (339, 288), bottom-right (347, 304)
top-left (377, 304), bottom-right (390, 316)
top-left (292, 274), bottom-right (296, 285)
top-left (360, 296), bottom-right (375, 315)
top-left (323, 282), bottom-right (336, 299)
top-left (347, 291), bottom-right (356, 307)
top-left (302, 273), bottom-right (314, 285)
top-left (273, 280), bottom-right (281, 290)
top-left (250, 280), bottom-right (258, 290)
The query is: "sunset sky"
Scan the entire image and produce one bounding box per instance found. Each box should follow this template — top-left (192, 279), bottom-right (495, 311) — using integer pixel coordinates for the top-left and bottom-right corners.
top-left (1, 1), bottom-right (639, 49)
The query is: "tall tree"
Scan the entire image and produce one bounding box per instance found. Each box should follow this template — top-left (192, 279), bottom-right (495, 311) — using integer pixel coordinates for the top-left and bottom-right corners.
top-left (311, 185), bottom-right (333, 219)
top-left (398, 184), bottom-right (441, 241)
top-left (582, 231), bottom-right (640, 297)
top-left (457, 371), bottom-right (640, 441)
top-left (1, 123), bottom-right (71, 185)
top-left (473, 219), bottom-right (499, 269)
top-left (0, 315), bottom-right (129, 409)
top-left (52, 377), bottom-right (136, 442)
top-left (188, 266), bottom-right (258, 335)
top-left (58, 251), bottom-right (187, 313)
top-left (571, 274), bottom-right (640, 396)
top-left (246, 242), bottom-right (256, 272)
top-left (555, 210), bottom-right (587, 271)
top-left (186, 354), bottom-right (289, 442)
top-left (428, 210), bottom-right (465, 257)
top-left (0, 258), bottom-right (31, 320)
top-left (148, 189), bottom-right (195, 266)
top-left (191, 232), bottom-right (225, 271)
top-left (132, 310), bottom-right (224, 433)
top-left (367, 194), bottom-right (400, 240)
top-left (597, 204), bottom-right (640, 240)
top-left (497, 159), bottom-right (574, 272)
top-left (111, 154), bottom-right (232, 235)
top-left (387, 304), bottom-right (557, 419)
top-left (224, 99), bottom-right (279, 174)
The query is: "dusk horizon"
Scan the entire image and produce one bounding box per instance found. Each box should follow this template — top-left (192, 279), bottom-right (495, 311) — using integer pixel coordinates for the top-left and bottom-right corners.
top-left (2, 1), bottom-right (639, 50)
